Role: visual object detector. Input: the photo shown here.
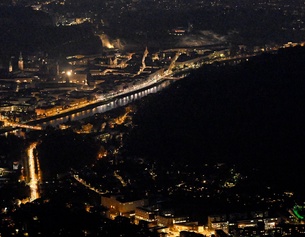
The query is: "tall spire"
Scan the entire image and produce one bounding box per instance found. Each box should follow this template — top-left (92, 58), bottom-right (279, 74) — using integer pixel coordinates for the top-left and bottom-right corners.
top-left (9, 58), bottom-right (13, 73)
top-left (18, 52), bottom-right (24, 71)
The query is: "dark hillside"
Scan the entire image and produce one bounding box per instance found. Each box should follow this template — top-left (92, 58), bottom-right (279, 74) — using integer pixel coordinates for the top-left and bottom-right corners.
top-left (125, 46), bottom-right (305, 193)
top-left (0, 6), bottom-right (102, 58)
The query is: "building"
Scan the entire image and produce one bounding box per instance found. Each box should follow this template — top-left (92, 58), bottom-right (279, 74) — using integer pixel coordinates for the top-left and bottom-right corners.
top-left (208, 212), bottom-right (282, 236)
top-left (156, 211), bottom-right (189, 227)
top-left (135, 206), bottom-right (158, 224)
top-left (9, 59), bottom-right (13, 73)
top-left (35, 105), bottom-right (62, 116)
top-left (207, 214), bottom-right (228, 230)
top-left (173, 222), bottom-right (200, 232)
top-left (18, 52), bottom-right (24, 71)
top-left (101, 195), bottom-right (148, 219)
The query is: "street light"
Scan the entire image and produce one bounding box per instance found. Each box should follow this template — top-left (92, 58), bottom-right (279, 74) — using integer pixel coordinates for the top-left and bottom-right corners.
top-left (66, 70), bottom-right (72, 76)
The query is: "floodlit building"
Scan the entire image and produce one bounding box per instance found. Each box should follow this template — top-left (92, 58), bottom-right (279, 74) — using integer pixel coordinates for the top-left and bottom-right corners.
top-left (135, 206), bottom-right (157, 223)
top-left (18, 52), bottom-right (24, 71)
top-left (173, 222), bottom-right (199, 232)
top-left (156, 211), bottom-right (189, 227)
top-left (207, 214), bottom-right (229, 233)
top-left (101, 195), bottom-right (148, 219)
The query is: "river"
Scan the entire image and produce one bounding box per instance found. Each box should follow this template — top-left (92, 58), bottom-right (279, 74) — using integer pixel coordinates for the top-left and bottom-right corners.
top-left (39, 80), bottom-right (172, 128)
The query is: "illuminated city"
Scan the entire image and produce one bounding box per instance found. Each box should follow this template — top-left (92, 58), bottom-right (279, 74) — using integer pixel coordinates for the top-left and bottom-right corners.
top-left (1, 0), bottom-right (305, 236)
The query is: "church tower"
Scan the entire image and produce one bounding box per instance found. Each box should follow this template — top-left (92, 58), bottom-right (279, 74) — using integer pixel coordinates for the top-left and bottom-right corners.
top-left (18, 52), bottom-right (24, 71)
top-left (9, 58), bottom-right (13, 73)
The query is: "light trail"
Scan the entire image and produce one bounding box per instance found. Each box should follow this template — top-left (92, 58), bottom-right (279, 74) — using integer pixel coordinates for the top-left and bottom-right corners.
top-left (27, 142), bottom-right (41, 201)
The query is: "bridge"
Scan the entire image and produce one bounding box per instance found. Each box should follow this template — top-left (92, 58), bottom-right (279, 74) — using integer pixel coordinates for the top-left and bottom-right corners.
top-left (4, 121), bottom-right (42, 130)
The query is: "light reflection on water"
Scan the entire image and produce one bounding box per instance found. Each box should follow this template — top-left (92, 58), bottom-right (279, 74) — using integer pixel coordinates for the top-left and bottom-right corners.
top-left (43, 80), bottom-right (171, 128)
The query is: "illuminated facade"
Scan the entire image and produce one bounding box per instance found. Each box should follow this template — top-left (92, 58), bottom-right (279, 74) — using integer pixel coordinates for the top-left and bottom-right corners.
top-left (207, 212), bottom-right (281, 234)
top-left (135, 206), bottom-right (157, 223)
top-left (18, 52), bottom-right (24, 71)
top-left (9, 59), bottom-right (13, 72)
top-left (156, 213), bottom-right (189, 227)
top-left (35, 105), bottom-right (62, 116)
top-left (207, 214), bottom-right (227, 229)
top-left (173, 222), bottom-right (199, 232)
top-left (101, 195), bottom-right (148, 219)
top-left (68, 73), bottom-right (87, 85)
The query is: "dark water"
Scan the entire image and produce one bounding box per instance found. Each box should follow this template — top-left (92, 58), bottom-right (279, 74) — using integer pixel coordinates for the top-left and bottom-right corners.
top-left (40, 80), bottom-right (172, 128)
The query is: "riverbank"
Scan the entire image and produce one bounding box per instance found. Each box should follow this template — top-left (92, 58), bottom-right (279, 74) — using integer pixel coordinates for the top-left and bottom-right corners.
top-left (0, 79), bottom-right (173, 134)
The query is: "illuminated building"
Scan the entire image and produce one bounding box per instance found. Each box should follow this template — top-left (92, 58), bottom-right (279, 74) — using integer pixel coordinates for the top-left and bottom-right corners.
top-left (18, 52), bottom-right (24, 71)
top-left (35, 105), bottom-right (63, 116)
top-left (263, 218), bottom-right (280, 230)
top-left (101, 195), bottom-right (148, 219)
top-left (156, 211), bottom-right (189, 227)
top-left (67, 96), bottom-right (88, 107)
top-left (207, 214), bottom-right (227, 230)
top-left (67, 72), bottom-right (88, 85)
top-left (208, 212), bottom-right (281, 235)
top-left (9, 59), bottom-right (13, 72)
top-left (12, 161), bottom-right (19, 170)
top-left (135, 206), bottom-right (157, 223)
top-left (173, 222), bottom-right (199, 232)
top-left (169, 27), bottom-right (186, 36)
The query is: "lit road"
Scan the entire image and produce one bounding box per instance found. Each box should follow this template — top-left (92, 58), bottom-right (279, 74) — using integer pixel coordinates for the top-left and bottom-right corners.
top-left (26, 142), bottom-right (41, 201)
top-left (73, 174), bottom-right (108, 195)
top-left (114, 171), bottom-right (127, 187)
